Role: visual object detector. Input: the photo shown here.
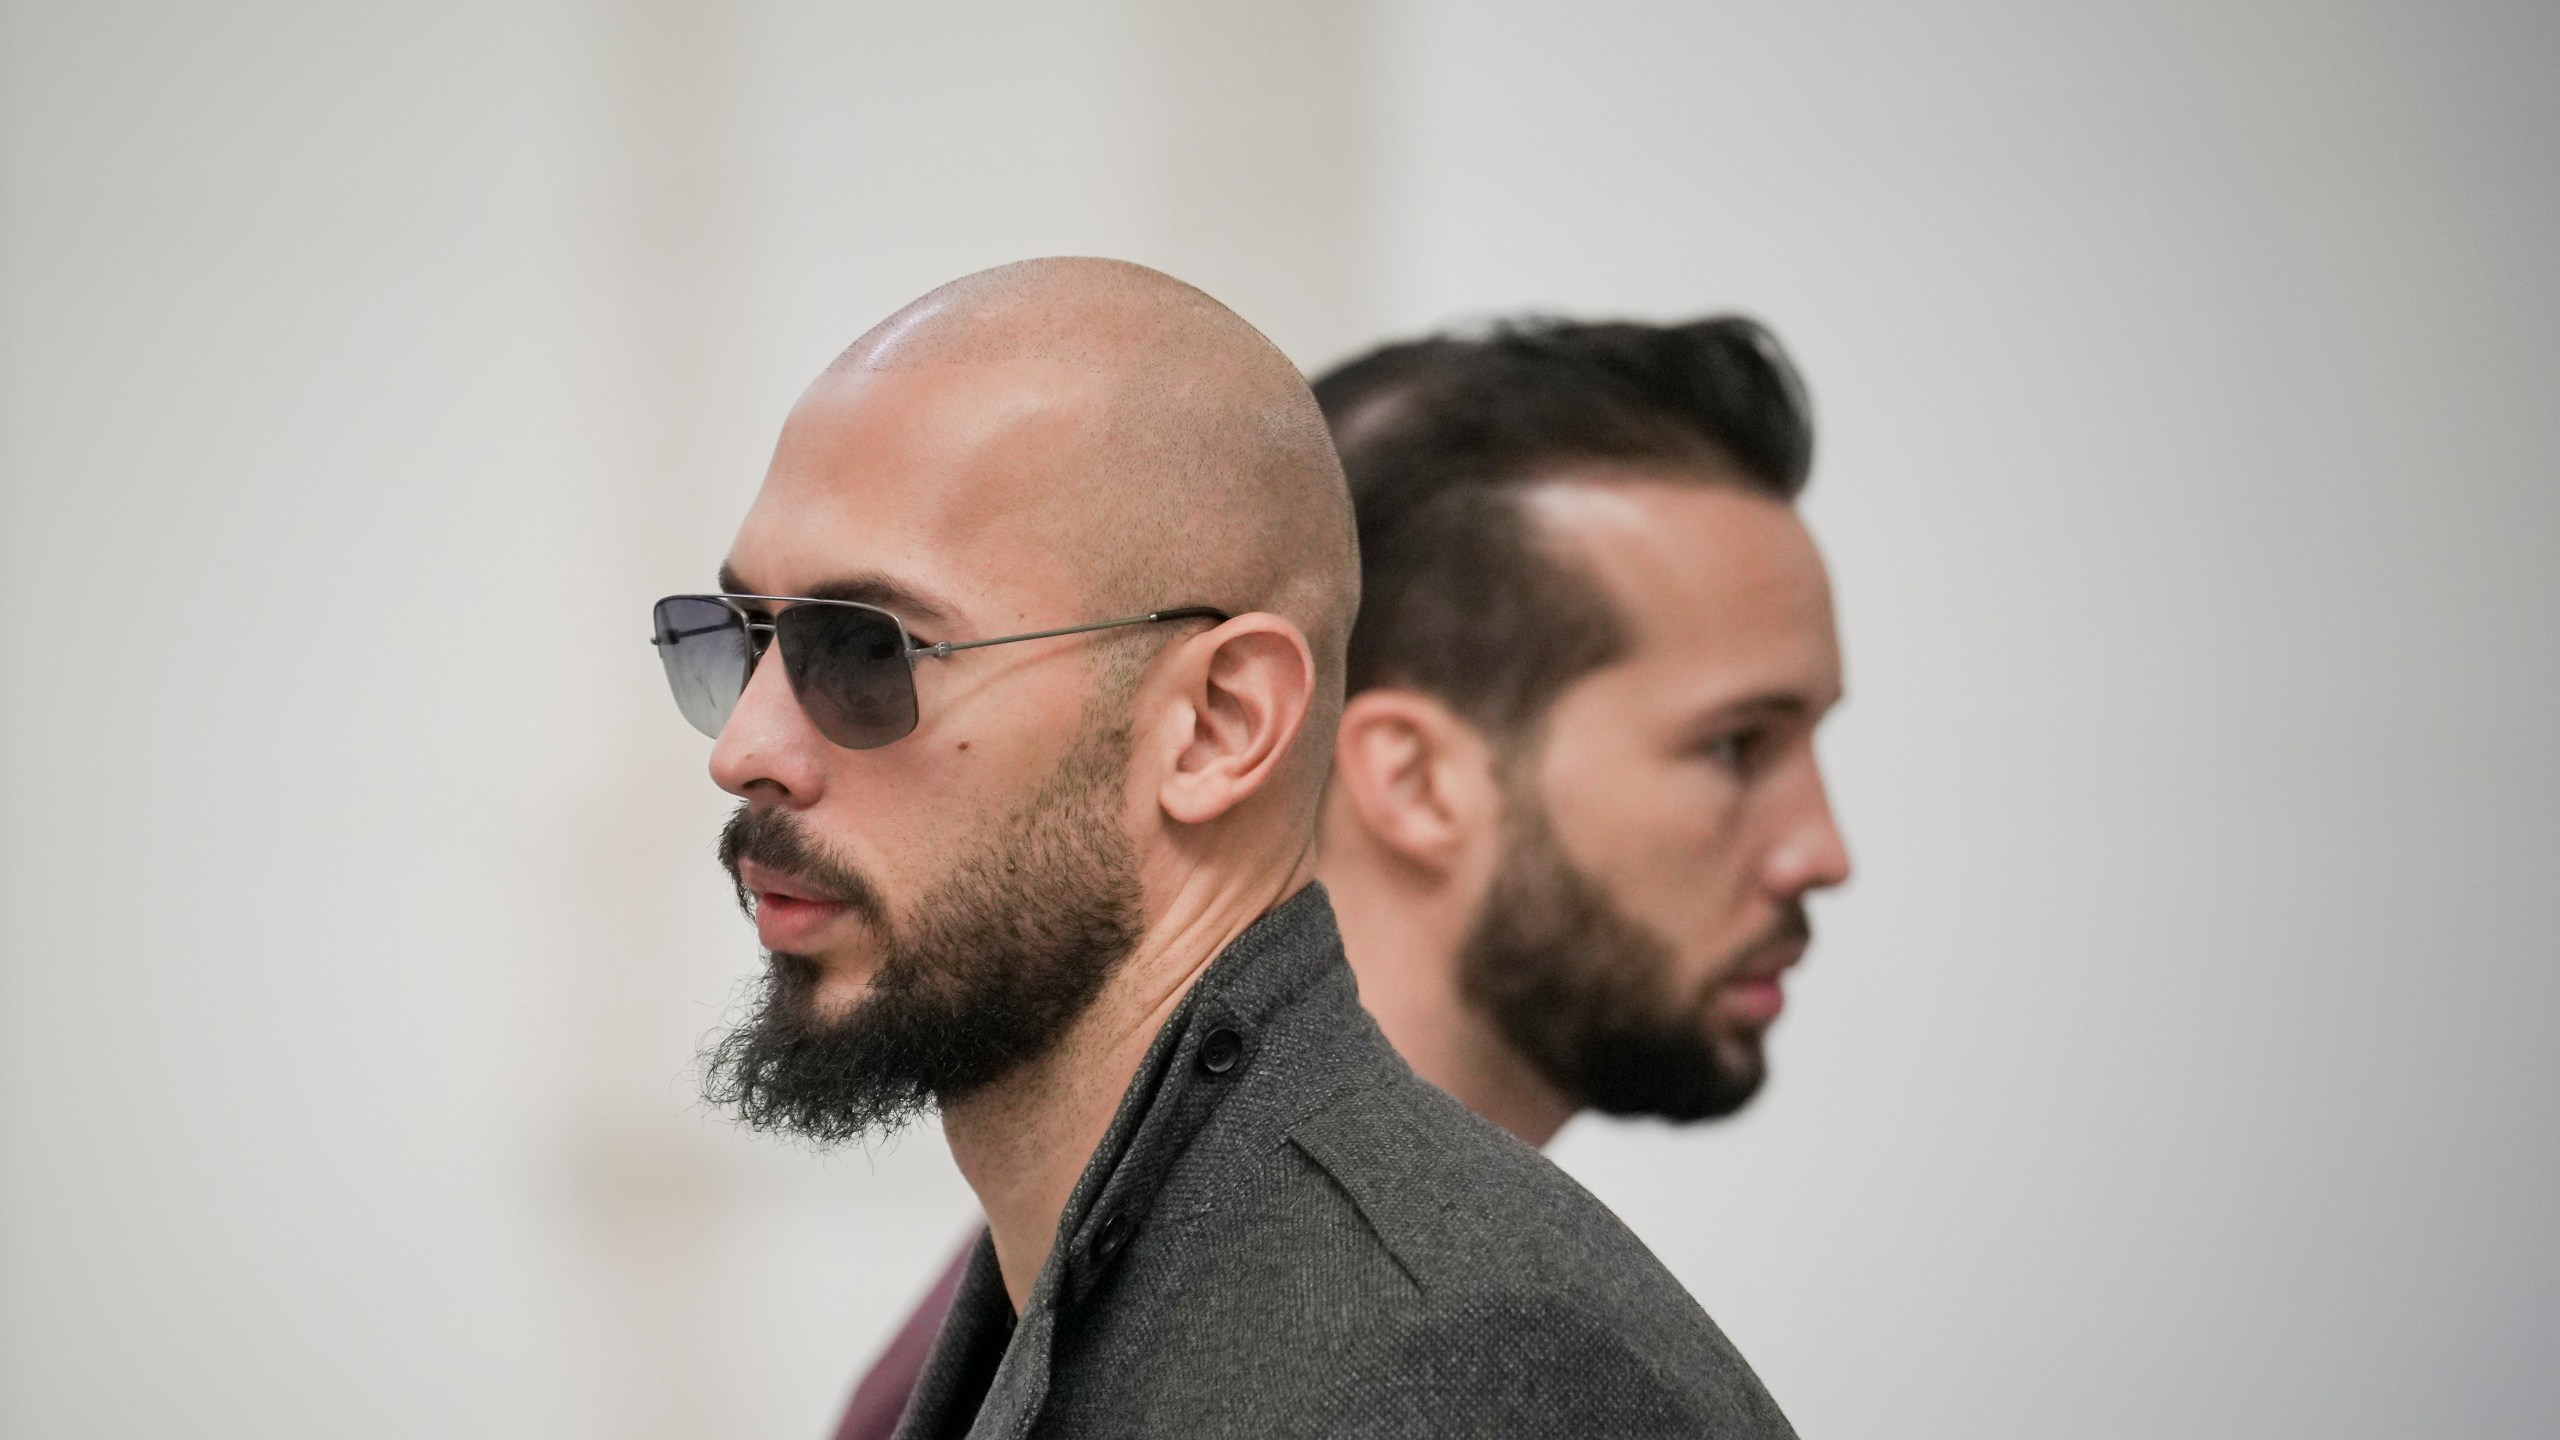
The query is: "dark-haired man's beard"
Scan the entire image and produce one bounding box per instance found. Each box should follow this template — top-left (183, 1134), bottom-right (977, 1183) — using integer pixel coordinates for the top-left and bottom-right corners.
top-left (1458, 798), bottom-right (1805, 1122)
top-left (701, 723), bottom-right (1142, 1148)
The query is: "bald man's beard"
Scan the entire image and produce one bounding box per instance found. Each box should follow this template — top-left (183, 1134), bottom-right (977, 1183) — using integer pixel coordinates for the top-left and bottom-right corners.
top-left (702, 726), bottom-right (1143, 1148)
top-left (1459, 796), bottom-right (1801, 1123)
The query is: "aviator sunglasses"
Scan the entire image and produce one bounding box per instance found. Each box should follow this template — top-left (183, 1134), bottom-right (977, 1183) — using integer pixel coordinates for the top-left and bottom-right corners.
top-left (651, 594), bottom-right (1230, 750)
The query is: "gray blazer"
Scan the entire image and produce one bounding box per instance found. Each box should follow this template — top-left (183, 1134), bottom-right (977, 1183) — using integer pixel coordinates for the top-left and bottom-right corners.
top-left (895, 884), bottom-right (1797, 1439)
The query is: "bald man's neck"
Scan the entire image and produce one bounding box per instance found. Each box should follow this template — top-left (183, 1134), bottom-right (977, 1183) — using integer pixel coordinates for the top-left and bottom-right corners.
top-left (944, 849), bottom-right (1321, 1311)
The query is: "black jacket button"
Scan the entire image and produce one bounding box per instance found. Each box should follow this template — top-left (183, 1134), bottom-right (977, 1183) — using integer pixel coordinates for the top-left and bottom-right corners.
top-left (1200, 1027), bottom-right (1245, 1075)
top-left (1095, 1210), bottom-right (1128, 1260)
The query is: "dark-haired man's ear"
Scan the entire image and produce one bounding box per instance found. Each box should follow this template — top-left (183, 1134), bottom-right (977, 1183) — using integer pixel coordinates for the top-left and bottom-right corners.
top-left (1154, 616), bottom-right (1318, 827)
top-left (1328, 688), bottom-right (1503, 875)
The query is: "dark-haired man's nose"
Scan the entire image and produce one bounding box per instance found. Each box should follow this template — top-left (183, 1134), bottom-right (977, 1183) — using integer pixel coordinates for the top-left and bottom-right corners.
top-left (1764, 762), bottom-right (1851, 901)
top-left (709, 643), bottom-right (829, 808)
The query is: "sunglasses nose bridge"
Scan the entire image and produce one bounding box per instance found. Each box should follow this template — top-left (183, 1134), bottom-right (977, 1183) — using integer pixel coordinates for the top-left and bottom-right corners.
top-left (701, 617), bottom-right (792, 744)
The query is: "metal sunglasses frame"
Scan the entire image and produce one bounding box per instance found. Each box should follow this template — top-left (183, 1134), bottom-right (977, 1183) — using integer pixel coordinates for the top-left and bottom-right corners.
top-left (652, 594), bottom-right (1232, 744)
top-left (653, 594), bottom-right (1231, 663)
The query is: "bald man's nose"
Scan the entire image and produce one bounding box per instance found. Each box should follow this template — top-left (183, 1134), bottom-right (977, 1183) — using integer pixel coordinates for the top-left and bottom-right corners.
top-left (709, 645), bottom-right (827, 805)
top-left (1764, 762), bottom-right (1851, 901)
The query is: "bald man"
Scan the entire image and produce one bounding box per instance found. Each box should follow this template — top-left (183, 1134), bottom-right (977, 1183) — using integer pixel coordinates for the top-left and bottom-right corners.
top-left (656, 259), bottom-right (1796, 1437)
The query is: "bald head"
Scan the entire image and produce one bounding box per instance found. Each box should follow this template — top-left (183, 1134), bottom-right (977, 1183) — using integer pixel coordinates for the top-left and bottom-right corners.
top-left (865, 261), bottom-right (1346, 757)
top-left (834, 259), bottom-right (1353, 695)
top-left (745, 258), bottom-right (1356, 807)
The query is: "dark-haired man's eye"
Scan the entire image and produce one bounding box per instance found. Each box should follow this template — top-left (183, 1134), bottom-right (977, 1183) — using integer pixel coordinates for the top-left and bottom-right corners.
top-left (1699, 729), bottom-right (1764, 775)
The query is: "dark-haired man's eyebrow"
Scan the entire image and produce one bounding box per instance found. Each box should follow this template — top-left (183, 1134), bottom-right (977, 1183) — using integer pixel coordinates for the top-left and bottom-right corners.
top-left (1683, 690), bottom-right (1837, 738)
top-left (715, 563), bottom-right (961, 630)
top-left (1729, 693), bottom-right (1814, 719)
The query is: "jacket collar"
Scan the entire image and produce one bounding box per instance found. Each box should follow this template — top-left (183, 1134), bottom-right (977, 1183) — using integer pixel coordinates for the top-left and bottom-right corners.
top-left (898, 882), bottom-right (1349, 1439)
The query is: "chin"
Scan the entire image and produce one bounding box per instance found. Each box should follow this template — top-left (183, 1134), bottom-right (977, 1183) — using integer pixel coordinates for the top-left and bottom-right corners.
top-left (766, 950), bottom-right (878, 1026)
top-left (1697, 1019), bottom-right (1768, 1075)
top-left (804, 975), bottom-right (879, 1025)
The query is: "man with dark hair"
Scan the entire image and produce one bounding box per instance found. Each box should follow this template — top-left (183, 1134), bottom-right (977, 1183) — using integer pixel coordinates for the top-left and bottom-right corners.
top-left (1315, 315), bottom-right (1851, 1146)
top-left (676, 262), bottom-right (1796, 1439)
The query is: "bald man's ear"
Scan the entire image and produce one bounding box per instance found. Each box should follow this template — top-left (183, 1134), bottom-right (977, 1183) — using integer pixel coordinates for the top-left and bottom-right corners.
top-left (1153, 616), bottom-right (1319, 827)
top-left (1327, 689), bottom-right (1503, 874)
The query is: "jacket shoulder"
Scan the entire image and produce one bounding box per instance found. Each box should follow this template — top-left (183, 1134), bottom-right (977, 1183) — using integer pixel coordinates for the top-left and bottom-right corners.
top-left (1286, 1071), bottom-right (1797, 1436)
top-left (1287, 1068), bottom-right (1639, 1295)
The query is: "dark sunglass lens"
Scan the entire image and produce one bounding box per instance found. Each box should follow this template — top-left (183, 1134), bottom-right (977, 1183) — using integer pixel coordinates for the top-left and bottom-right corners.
top-left (653, 597), bottom-right (752, 739)
top-left (778, 605), bottom-right (919, 749)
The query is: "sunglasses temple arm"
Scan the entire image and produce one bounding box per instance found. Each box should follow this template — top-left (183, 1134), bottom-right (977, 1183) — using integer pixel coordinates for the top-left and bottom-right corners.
top-left (919, 608), bottom-right (1229, 660)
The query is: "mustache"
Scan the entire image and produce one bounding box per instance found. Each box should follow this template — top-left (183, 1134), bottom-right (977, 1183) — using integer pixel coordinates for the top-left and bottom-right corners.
top-left (1736, 901), bottom-right (1812, 971)
top-left (718, 805), bottom-right (888, 929)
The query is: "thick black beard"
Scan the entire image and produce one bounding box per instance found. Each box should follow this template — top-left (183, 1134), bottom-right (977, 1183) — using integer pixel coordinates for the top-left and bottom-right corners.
top-left (700, 724), bottom-right (1142, 1148)
top-left (1458, 794), bottom-right (1799, 1122)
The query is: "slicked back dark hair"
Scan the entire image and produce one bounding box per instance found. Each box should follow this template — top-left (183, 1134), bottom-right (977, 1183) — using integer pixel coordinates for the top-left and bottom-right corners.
top-left (1313, 315), bottom-right (1815, 739)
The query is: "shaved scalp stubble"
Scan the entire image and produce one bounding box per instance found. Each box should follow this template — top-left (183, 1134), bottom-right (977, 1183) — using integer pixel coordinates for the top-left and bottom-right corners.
top-left (833, 257), bottom-right (1361, 805)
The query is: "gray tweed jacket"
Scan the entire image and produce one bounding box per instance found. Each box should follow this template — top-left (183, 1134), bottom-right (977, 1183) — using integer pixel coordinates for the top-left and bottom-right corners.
top-left (893, 884), bottom-right (1797, 1440)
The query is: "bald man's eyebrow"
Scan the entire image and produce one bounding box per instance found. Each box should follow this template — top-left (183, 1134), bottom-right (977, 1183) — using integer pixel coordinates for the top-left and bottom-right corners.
top-left (802, 576), bottom-right (960, 628)
top-left (714, 563), bottom-right (961, 630)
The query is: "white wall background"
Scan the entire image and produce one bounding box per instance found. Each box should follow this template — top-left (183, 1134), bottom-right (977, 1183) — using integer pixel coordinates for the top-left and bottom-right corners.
top-left (2, 3), bottom-right (2551, 1437)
